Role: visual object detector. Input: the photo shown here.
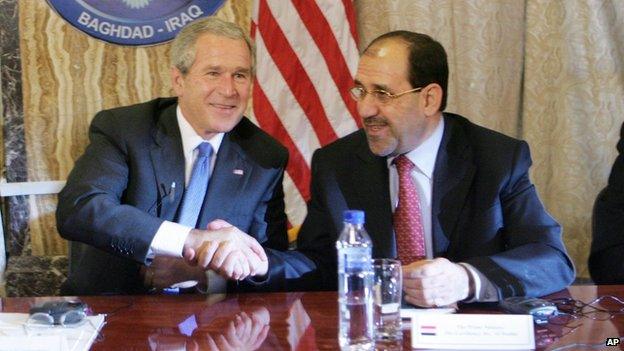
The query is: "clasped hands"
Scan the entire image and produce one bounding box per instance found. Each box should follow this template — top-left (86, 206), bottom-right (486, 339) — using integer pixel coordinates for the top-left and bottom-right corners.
top-left (184, 219), bottom-right (269, 279)
top-left (145, 219), bottom-right (267, 289)
top-left (402, 257), bottom-right (472, 307)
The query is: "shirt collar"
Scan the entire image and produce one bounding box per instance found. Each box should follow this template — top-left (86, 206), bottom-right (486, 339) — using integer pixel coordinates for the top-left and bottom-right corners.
top-left (387, 117), bottom-right (445, 179)
top-left (176, 105), bottom-right (224, 157)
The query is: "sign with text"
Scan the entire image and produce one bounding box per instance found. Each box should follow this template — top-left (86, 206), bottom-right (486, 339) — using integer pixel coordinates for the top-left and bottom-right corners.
top-left (46, 0), bottom-right (225, 46)
top-left (411, 314), bottom-right (535, 350)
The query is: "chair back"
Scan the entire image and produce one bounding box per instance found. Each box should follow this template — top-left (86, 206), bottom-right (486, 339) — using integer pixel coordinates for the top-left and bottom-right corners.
top-left (0, 181), bottom-right (66, 292)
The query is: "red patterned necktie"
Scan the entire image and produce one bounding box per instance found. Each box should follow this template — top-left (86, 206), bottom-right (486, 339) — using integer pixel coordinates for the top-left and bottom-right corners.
top-left (393, 154), bottom-right (426, 264)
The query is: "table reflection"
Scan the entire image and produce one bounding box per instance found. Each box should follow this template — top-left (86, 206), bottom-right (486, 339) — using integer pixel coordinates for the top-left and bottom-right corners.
top-left (5, 287), bottom-right (623, 350)
top-left (145, 293), bottom-right (317, 350)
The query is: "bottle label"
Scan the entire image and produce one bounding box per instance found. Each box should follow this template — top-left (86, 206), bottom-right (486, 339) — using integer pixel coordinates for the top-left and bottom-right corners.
top-left (338, 247), bottom-right (372, 271)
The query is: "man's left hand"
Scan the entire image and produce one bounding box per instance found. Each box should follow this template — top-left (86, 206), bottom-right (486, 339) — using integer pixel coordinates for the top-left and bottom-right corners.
top-left (402, 257), bottom-right (470, 307)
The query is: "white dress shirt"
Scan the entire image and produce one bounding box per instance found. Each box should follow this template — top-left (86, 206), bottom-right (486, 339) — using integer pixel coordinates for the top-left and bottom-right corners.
top-left (388, 118), bottom-right (497, 302)
top-left (149, 106), bottom-right (224, 257)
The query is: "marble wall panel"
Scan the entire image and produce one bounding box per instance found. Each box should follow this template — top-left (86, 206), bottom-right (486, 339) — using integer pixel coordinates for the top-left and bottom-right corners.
top-left (1, 0), bottom-right (30, 259)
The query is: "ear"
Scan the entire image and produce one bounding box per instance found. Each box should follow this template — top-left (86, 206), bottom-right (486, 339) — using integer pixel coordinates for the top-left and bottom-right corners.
top-left (170, 67), bottom-right (184, 97)
top-left (422, 83), bottom-right (443, 116)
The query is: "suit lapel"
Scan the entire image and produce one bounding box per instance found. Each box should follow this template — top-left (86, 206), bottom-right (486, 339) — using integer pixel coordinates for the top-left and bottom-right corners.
top-left (197, 133), bottom-right (251, 227)
top-left (149, 104), bottom-right (185, 221)
top-left (347, 134), bottom-right (395, 258)
top-left (432, 114), bottom-right (475, 256)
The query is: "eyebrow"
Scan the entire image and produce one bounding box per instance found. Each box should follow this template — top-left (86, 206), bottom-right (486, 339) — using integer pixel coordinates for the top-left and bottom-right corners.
top-left (352, 79), bottom-right (390, 91)
top-left (372, 83), bottom-right (390, 91)
top-left (204, 65), bottom-right (251, 73)
top-left (235, 68), bottom-right (251, 74)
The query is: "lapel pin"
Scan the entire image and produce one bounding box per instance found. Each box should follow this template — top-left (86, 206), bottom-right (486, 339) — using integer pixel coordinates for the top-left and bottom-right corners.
top-left (233, 169), bottom-right (244, 175)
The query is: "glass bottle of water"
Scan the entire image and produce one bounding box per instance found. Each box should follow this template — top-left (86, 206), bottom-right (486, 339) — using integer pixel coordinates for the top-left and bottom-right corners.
top-left (337, 210), bottom-right (374, 350)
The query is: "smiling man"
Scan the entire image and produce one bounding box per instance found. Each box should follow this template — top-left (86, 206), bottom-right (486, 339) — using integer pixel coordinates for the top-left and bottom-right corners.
top-left (295, 31), bottom-right (575, 306)
top-left (57, 17), bottom-right (291, 295)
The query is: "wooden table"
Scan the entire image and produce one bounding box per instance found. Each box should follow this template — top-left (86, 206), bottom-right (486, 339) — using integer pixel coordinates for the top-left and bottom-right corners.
top-left (2, 285), bottom-right (623, 350)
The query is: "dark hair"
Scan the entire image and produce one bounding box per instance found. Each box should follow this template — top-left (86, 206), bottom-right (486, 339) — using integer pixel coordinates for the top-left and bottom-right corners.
top-left (364, 31), bottom-right (448, 111)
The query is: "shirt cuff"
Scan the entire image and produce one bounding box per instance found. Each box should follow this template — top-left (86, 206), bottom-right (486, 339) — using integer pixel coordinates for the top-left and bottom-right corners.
top-left (149, 220), bottom-right (192, 257)
top-left (459, 262), bottom-right (499, 303)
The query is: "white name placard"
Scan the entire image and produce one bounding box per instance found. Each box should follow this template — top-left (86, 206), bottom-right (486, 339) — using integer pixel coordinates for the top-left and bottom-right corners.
top-left (411, 313), bottom-right (535, 350)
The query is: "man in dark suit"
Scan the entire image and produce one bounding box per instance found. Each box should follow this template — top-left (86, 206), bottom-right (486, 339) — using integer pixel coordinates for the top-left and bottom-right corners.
top-left (589, 122), bottom-right (624, 284)
top-left (295, 31), bottom-right (575, 306)
top-left (57, 17), bottom-right (295, 295)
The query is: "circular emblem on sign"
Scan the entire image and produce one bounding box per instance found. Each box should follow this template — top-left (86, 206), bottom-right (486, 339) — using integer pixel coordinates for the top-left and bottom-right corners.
top-left (46, 0), bottom-right (226, 46)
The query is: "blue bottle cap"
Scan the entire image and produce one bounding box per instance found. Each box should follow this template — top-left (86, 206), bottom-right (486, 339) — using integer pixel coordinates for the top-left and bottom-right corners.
top-left (343, 210), bottom-right (365, 224)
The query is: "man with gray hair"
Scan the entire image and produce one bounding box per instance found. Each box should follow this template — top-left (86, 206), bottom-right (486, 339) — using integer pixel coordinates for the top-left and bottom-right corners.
top-left (58, 17), bottom-right (296, 295)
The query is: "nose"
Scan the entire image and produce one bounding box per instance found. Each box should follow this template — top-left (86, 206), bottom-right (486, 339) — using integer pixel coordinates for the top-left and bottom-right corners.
top-left (357, 94), bottom-right (379, 120)
top-left (218, 76), bottom-right (236, 97)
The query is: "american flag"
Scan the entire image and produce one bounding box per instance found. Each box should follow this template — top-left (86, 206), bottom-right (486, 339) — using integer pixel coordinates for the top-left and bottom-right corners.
top-left (251, 0), bottom-right (361, 227)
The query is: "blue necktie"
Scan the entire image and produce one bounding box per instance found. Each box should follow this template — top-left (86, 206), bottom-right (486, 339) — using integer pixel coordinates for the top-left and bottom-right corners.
top-left (177, 142), bottom-right (213, 228)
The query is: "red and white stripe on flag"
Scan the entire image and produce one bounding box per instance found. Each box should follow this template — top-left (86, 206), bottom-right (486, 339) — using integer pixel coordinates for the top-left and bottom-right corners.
top-left (251, 0), bottom-right (361, 227)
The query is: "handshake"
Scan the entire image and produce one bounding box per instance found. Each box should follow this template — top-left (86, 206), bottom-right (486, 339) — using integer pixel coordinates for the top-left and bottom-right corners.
top-left (143, 219), bottom-right (268, 290)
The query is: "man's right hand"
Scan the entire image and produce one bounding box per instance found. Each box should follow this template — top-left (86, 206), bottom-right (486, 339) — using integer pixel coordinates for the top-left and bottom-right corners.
top-left (183, 220), bottom-right (268, 280)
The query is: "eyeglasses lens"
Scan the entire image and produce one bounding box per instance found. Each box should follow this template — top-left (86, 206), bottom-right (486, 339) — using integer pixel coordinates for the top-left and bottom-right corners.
top-left (59, 310), bottom-right (87, 326)
top-left (28, 312), bottom-right (54, 326)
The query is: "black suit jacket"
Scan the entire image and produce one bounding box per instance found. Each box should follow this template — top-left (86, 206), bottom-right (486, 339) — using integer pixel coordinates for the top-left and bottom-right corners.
top-left (57, 97), bottom-right (291, 294)
top-left (590, 122), bottom-right (624, 284)
top-left (296, 113), bottom-right (575, 298)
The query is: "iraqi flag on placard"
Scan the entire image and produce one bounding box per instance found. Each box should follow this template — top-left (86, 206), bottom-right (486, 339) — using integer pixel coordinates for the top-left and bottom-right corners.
top-left (420, 325), bottom-right (437, 336)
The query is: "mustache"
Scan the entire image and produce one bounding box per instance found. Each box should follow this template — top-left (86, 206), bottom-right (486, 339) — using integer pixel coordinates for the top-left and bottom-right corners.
top-left (363, 116), bottom-right (389, 126)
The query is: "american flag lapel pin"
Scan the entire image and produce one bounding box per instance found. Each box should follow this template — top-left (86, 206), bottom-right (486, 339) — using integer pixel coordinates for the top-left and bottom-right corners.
top-left (233, 169), bottom-right (244, 175)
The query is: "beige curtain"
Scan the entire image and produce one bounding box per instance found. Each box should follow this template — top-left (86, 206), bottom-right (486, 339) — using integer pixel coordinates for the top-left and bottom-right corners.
top-left (356, 0), bottom-right (624, 279)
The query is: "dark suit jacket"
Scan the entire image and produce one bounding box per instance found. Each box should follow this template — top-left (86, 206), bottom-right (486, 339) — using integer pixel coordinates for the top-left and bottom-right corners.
top-left (57, 97), bottom-right (292, 295)
top-left (296, 113), bottom-right (575, 298)
top-left (589, 122), bottom-right (624, 284)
